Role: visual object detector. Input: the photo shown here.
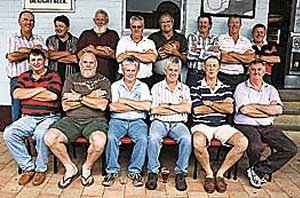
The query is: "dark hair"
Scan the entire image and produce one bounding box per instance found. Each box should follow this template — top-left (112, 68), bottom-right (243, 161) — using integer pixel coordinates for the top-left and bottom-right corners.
top-left (18, 10), bottom-right (34, 22)
top-left (54, 15), bottom-right (70, 27)
top-left (204, 55), bottom-right (220, 65)
top-left (228, 14), bottom-right (242, 26)
top-left (28, 48), bottom-right (46, 60)
top-left (159, 11), bottom-right (174, 22)
top-left (197, 14), bottom-right (212, 26)
top-left (252, 23), bottom-right (266, 33)
top-left (248, 59), bottom-right (265, 67)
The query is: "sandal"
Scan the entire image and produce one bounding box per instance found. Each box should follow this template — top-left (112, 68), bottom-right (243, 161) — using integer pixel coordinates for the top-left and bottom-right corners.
top-left (215, 176), bottom-right (227, 193)
top-left (58, 170), bottom-right (80, 189)
top-left (81, 169), bottom-right (94, 187)
top-left (203, 177), bottom-right (215, 193)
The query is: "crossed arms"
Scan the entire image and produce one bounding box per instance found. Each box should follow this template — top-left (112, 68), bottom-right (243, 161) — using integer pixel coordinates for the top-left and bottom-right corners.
top-left (151, 100), bottom-right (191, 115)
top-left (13, 87), bottom-right (58, 101)
top-left (239, 101), bottom-right (283, 118)
top-left (116, 49), bottom-right (157, 63)
top-left (109, 98), bottom-right (151, 113)
top-left (193, 97), bottom-right (234, 115)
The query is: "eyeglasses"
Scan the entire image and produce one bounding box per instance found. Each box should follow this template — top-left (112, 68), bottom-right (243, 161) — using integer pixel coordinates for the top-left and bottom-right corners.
top-left (131, 25), bottom-right (143, 29)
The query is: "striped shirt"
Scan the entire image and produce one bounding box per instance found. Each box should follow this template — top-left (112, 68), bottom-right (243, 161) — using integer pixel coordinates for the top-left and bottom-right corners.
top-left (151, 80), bottom-right (191, 122)
top-left (16, 69), bottom-right (62, 115)
top-left (187, 32), bottom-right (220, 71)
top-left (191, 79), bottom-right (233, 126)
top-left (7, 32), bottom-right (47, 78)
top-left (215, 33), bottom-right (253, 75)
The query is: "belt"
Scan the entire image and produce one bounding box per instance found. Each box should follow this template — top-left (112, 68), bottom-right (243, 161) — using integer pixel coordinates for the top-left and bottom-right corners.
top-left (25, 111), bottom-right (60, 117)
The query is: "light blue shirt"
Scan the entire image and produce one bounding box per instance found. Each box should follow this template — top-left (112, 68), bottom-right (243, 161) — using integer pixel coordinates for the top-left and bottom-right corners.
top-left (110, 79), bottom-right (151, 120)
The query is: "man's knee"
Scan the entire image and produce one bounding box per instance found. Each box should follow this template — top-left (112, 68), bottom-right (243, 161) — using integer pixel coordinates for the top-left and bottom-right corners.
top-left (90, 131), bottom-right (106, 152)
top-left (193, 132), bottom-right (207, 154)
top-left (44, 128), bottom-right (65, 146)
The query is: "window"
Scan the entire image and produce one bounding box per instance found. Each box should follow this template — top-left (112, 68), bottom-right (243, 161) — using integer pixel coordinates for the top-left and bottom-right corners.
top-left (124, 0), bottom-right (185, 30)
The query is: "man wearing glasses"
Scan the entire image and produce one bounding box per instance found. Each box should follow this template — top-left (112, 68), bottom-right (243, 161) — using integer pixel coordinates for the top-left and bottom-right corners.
top-left (116, 15), bottom-right (158, 87)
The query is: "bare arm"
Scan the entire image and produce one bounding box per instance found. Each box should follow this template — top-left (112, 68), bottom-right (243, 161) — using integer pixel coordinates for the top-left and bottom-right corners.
top-left (259, 55), bottom-right (281, 64)
top-left (78, 45), bottom-right (115, 59)
top-left (152, 101), bottom-right (191, 115)
top-left (32, 90), bottom-right (58, 101)
top-left (118, 98), bottom-right (151, 111)
top-left (193, 98), bottom-right (233, 115)
top-left (13, 87), bottom-right (46, 100)
top-left (240, 103), bottom-right (283, 118)
top-left (125, 49), bottom-right (157, 63)
top-left (228, 50), bottom-right (256, 64)
top-left (109, 102), bottom-right (135, 112)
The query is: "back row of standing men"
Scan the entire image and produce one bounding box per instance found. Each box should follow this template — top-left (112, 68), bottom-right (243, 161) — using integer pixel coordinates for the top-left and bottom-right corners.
top-left (4, 9), bottom-right (297, 193)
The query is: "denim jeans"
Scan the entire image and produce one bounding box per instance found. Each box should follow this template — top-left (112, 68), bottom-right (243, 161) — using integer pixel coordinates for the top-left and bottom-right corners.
top-left (147, 119), bottom-right (192, 174)
top-left (105, 118), bottom-right (148, 174)
top-left (4, 113), bottom-right (61, 172)
top-left (10, 78), bottom-right (21, 121)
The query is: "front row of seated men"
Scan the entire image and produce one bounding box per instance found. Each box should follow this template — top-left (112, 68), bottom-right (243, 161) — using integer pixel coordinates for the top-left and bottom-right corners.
top-left (4, 49), bottom-right (297, 193)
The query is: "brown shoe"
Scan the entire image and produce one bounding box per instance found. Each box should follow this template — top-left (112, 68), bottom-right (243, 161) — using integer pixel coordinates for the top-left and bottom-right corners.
top-left (32, 172), bottom-right (47, 186)
top-left (203, 177), bottom-right (215, 193)
top-left (18, 171), bottom-right (35, 185)
top-left (215, 176), bottom-right (227, 193)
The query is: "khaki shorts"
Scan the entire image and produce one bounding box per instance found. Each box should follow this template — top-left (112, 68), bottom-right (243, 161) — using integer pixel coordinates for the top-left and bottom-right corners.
top-left (191, 124), bottom-right (238, 146)
top-left (50, 117), bottom-right (108, 142)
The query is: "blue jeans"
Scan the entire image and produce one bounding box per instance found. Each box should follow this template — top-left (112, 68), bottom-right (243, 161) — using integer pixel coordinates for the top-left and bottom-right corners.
top-left (147, 120), bottom-right (192, 174)
top-left (3, 113), bottom-right (60, 172)
top-left (105, 118), bottom-right (148, 174)
top-left (10, 78), bottom-right (21, 121)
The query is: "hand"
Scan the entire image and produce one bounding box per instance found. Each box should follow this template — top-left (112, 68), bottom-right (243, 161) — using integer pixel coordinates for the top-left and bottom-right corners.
top-left (203, 100), bottom-right (213, 106)
top-left (210, 45), bottom-right (220, 52)
top-left (63, 90), bottom-right (81, 101)
top-left (89, 89), bottom-right (107, 97)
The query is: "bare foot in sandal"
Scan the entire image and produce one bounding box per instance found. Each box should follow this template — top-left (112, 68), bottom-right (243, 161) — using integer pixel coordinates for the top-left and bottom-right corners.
top-left (81, 168), bottom-right (94, 187)
top-left (58, 164), bottom-right (79, 189)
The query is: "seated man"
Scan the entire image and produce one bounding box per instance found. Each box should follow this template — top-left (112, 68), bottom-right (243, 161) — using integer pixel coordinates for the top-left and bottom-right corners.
top-left (44, 52), bottom-right (111, 188)
top-left (191, 56), bottom-right (248, 193)
top-left (102, 56), bottom-right (151, 187)
top-left (234, 60), bottom-right (297, 188)
top-left (4, 49), bottom-right (62, 186)
top-left (145, 56), bottom-right (192, 191)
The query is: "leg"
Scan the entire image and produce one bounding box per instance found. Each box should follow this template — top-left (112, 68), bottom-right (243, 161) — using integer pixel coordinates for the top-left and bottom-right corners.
top-left (147, 120), bottom-right (168, 174)
top-left (255, 126), bottom-right (297, 175)
top-left (168, 123), bottom-right (192, 175)
top-left (105, 118), bottom-right (127, 174)
top-left (216, 131), bottom-right (248, 177)
top-left (10, 78), bottom-right (21, 121)
top-left (128, 119), bottom-right (149, 174)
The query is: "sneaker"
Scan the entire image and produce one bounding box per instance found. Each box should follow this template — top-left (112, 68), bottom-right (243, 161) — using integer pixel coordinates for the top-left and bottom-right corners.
top-left (102, 173), bottom-right (119, 187)
top-left (145, 173), bottom-right (158, 190)
top-left (128, 173), bottom-right (144, 187)
top-left (175, 173), bottom-right (187, 191)
top-left (246, 167), bottom-right (262, 188)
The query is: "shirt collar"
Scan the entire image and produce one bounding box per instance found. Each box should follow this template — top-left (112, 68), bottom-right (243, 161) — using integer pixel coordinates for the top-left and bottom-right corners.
top-left (245, 79), bottom-right (269, 91)
top-left (200, 78), bottom-right (223, 89)
top-left (163, 79), bottom-right (183, 91)
top-left (120, 78), bottom-right (142, 91)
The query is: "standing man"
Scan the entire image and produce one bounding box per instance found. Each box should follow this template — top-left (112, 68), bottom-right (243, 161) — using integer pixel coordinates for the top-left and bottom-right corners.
top-left (186, 14), bottom-right (220, 86)
top-left (191, 56), bottom-right (248, 193)
top-left (146, 56), bottom-right (192, 191)
top-left (212, 15), bottom-right (255, 88)
top-left (46, 15), bottom-right (79, 82)
top-left (6, 10), bottom-right (47, 121)
top-left (251, 23), bottom-right (280, 84)
top-left (77, 9), bottom-right (119, 83)
top-left (4, 49), bottom-right (61, 186)
top-left (234, 60), bottom-right (297, 189)
top-left (102, 56), bottom-right (151, 187)
top-left (45, 52), bottom-right (111, 188)
top-left (148, 12), bottom-right (187, 83)
top-left (116, 15), bottom-right (157, 87)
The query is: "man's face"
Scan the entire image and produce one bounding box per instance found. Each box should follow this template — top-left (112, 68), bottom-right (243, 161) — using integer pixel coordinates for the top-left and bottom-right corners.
top-left (80, 53), bottom-right (97, 78)
top-left (198, 17), bottom-right (211, 34)
top-left (55, 21), bottom-right (69, 38)
top-left (165, 63), bottom-right (180, 84)
top-left (248, 63), bottom-right (265, 81)
top-left (130, 20), bottom-right (144, 38)
top-left (93, 13), bottom-right (108, 28)
top-left (159, 15), bottom-right (174, 34)
top-left (29, 54), bottom-right (46, 72)
top-left (19, 12), bottom-right (35, 34)
top-left (253, 27), bottom-right (266, 43)
top-left (228, 17), bottom-right (241, 35)
top-left (204, 58), bottom-right (220, 79)
top-left (123, 63), bottom-right (139, 83)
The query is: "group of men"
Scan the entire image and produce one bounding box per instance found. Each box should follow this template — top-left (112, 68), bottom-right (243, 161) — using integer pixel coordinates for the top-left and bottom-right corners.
top-left (3, 8), bottom-right (297, 194)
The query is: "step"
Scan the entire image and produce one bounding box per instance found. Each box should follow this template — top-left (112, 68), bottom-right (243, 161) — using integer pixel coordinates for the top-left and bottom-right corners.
top-left (279, 89), bottom-right (300, 102)
top-left (274, 114), bottom-right (300, 131)
top-left (283, 101), bottom-right (300, 114)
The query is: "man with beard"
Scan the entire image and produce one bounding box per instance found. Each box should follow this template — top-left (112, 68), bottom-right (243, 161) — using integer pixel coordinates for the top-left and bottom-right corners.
top-left (186, 14), bottom-right (220, 86)
top-left (212, 15), bottom-right (255, 88)
top-left (6, 10), bottom-right (47, 121)
top-left (46, 15), bottom-right (79, 82)
top-left (45, 52), bottom-right (111, 188)
top-left (77, 9), bottom-right (119, 82)
top-left (148, 12), bottom-right (187, 83)
top-left (116, 15), bottom-right (157, 87)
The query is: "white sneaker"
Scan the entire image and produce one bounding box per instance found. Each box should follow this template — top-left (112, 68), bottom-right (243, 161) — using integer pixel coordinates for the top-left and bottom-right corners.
top-left (246, 167), bottom-right (262, 188)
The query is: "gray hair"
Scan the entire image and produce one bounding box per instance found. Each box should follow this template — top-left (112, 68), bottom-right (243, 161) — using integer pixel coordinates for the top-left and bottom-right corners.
top-left (121, 56), bottom-right (140, 70)
top-left (165, 56), bottom-right (182, 70)
top-left (129, 15), bottom-right (144, 25)
top-left (94, 9), bottom-right (109, 23)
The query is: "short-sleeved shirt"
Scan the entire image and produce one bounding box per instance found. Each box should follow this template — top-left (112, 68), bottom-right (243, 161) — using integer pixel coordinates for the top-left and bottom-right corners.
top-left (151, 80), bottom-right (191, 122)
top-left (7, 32), bottom-right (47, 78)
top-left (116, 36), bottom-right (157, 79)
top-left (63, 73), bottom-right (111, 120)
top-left (77, 28), bottom-right (119, 82)
top-left (215, 33), bottom-right (253, 75)
top-left (16, 69), bottom-right (62, 115)
top-left (46, 33), bottom-right (79, 81)
top-left (191, 79), bottom-right (233, 126)
top-left (110, 79), bottom-right (151, 120)
top-left (187, 32), bottom-right (220, 71)
top-left (234, 80), bottom-right (283, 126)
